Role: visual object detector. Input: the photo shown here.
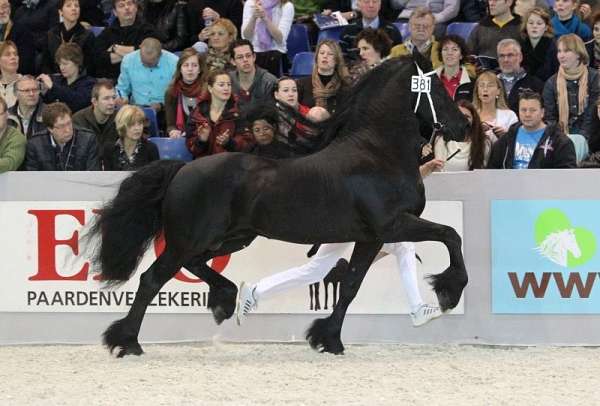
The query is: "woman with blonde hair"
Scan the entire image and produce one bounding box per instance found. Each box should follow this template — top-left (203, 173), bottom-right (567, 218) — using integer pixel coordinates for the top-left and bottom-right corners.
top-left (164, 48), bottom-right (207, 139)
top-left (297, 39), bottom-right (350, 114)
top-left (195, 18), bottom-right (238, 72)
top-left (0, 41), bottom-right (21, 108)
top-left (473, 70), bottom-right (518, 139)
top-left (543, 33), bottom-right (600, 139)
top-left (242, 0), bottom-right (294, 76)
top-left (102, 105), bottom-right (159, 170)
top-left (520, 7), bottom-right (559, 81)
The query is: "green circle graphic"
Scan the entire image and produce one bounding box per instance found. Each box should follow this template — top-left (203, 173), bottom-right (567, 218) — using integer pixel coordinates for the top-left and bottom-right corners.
top-left (534, 208), bottom-right (597, 268)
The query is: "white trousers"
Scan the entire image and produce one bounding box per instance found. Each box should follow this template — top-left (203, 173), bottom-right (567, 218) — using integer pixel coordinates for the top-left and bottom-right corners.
top-left (254, 242), bottom-right (424, 312)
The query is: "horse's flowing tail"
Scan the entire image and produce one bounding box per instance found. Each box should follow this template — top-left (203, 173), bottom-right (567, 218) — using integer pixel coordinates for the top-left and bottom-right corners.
top-left (89, 160), bottom-right (186, 284)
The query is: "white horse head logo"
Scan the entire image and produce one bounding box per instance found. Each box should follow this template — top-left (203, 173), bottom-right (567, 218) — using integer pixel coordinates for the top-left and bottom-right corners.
top-left (535, 229), bottom-right (581, 267)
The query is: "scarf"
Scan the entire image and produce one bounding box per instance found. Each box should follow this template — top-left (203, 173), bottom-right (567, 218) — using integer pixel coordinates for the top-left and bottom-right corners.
top-left (0, 21), bottom-right (12, 41)
top-left (255, 0), bottom-right (279, 50)
top-left (311, 70), bottom-right (341, 109)
top-left (552, 15), bottom-right (584, 38)
top-left (116, 138), bottom-right (141, 170)
top-left (498, 69), bottom-right (526, 96)
top-left (206, 47), bottom-right (232, 71)
top-left (556, 64), bottom-right (588, 133)
top-left (22, 0), bottom-right (40, 8)
top-left (170, 79), bottom-right (205, 130)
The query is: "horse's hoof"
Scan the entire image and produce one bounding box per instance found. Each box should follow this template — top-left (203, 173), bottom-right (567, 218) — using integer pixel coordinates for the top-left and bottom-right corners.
top-left (306, 317), bottom-right (344, 354)
top-left (207, 285), bottom-right (237, 324)
top-left (211, 305), bottom-right (228, 325)
top-left (116, 343), bottom-right (144, 358)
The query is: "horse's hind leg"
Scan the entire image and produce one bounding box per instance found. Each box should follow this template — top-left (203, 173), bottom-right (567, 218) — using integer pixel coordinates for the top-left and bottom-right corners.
top-left (306, 242), bottom-right (382, 354)
top-left (184, 257), bottom-right (238, 324)
top-left (387, 212), bottom-right (467, 312)
top-left (103, 249), bottom-right (182, 357)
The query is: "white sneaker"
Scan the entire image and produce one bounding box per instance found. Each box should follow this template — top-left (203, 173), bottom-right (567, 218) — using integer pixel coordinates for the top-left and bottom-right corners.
top-left (410, 304), bottom-right (442, 327)
top-left (236, 282), bottom-right (257, 326)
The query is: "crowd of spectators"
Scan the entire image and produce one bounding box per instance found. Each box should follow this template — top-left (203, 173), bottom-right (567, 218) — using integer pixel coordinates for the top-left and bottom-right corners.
top-left (2, 0), bottom-right (600, 173)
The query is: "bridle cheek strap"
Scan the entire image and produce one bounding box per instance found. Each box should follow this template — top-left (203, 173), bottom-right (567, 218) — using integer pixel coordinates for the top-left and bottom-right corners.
top-left (412, 63), bottom-right (439, 126)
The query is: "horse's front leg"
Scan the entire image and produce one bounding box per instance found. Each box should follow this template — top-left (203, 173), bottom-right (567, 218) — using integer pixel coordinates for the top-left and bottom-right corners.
top-left (184, 257), bottom-right (238, 325)
top-left (103, 249), bottom-right (182, 357)
top-left (385, 212), bottom-right (467, 312)
top-left (183, 236), bottom-right (256, 324)
top-left (306, 242), bottom-right (382, 354)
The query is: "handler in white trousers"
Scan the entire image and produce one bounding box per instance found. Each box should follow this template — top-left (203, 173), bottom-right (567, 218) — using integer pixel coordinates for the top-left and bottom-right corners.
top-left (237, 159), bottom-right (446, 327)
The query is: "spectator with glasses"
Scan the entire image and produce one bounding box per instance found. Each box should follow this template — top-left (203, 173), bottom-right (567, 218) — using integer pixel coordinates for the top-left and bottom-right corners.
top-left (8, 75), bottom-right (47, 138)
top-left (25, 101), bottom-right (100, 171)
top-left (496, 39), bottom-right (543, 114)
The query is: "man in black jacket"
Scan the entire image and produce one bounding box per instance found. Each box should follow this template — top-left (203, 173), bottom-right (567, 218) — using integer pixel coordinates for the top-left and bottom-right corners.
top-left (487, 90), bottom-right (576, 169)
top-left (339, 0), bottom-right (402, 61)
top-left (25, 101), bottom-right (100, 170)
top-left (94, 0), bottom-right (155, 79)
top-left (496, 39), bottom-right (543, 114)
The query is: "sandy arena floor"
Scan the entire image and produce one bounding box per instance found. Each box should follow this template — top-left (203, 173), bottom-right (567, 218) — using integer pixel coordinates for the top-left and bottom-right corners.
top-left (1, 343), bottom-right (598, 405)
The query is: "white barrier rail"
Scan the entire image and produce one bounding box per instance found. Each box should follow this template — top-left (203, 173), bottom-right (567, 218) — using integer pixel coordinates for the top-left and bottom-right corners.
top-left (1, 170), bottom-right (600, 345)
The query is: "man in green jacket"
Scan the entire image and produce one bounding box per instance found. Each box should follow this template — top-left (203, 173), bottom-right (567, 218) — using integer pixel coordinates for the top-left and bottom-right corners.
top-left (0, 96), bottom-right (26, 173)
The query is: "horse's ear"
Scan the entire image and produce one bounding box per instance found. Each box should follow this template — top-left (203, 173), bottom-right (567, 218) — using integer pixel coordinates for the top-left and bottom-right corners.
top-left (412, 48), bottom-right (433, 72)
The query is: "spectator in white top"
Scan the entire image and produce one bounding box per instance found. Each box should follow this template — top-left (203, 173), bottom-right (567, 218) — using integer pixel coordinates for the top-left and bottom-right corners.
top-left (242, 0), bottom-right (294, 77)
top-left (473, 70), bottom-right (518, 139)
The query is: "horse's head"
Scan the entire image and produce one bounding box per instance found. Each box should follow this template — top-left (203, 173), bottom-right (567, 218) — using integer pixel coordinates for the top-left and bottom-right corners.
top-left (411, 51), bottom-right (468, 143)
top-left (562, 229), bottom-right (582, 259)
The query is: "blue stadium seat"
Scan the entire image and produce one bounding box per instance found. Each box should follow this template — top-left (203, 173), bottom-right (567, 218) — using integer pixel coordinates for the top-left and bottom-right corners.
top-left (142, 107), bottom-right (161, 137)
top-left (290, 52), bottom-right (314, 77)
top-left (148, 137), bottom-right (194, 162)
top-left (174, 51), bottom-right (182, 58)
top-left (446, 22), bottom-right (478, 41)
top-left (393, 22), bottom-right (410, 39)
top-left (90, 26), bottom-right (105, 37)
top-left (286, 24), bottom-right (311, 63)
top-left (317, 26), bottom-right (344, 43)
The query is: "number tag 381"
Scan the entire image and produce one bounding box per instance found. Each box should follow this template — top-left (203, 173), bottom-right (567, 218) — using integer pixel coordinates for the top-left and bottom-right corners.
top-left (411, 75), bottom-right (431, 93)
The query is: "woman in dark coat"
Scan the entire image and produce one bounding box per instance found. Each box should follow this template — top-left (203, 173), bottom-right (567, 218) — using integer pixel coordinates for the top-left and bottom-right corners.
top-left (102, 104), bottom-right (159, 170)
top-left (185, 69), bottom-right (254, 158)
top-left (43, 0), bottom-right (96, 75)
top-left (520, 7), bottom-right (559, 82)
top-left (38, 42), bottom-right (95, 113)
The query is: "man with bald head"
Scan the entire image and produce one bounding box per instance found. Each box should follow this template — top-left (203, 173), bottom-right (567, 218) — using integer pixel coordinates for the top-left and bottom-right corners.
top-left (115, 37), bottom-right (178, 113)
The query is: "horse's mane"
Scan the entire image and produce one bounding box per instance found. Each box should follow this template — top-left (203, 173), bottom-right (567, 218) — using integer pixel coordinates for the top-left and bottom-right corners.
top-left (315, 56), bottom-right (415, 150)
top-left (535, 229), bottom-right (577, 266)
top-left (273, 56), bottom-right (416, 152)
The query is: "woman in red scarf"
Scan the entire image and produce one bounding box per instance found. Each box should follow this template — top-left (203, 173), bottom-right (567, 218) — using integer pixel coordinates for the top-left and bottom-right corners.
top-left (164, 48), bottom-right (207, 139)
top-left (185, 69), bottom-right (254, 158)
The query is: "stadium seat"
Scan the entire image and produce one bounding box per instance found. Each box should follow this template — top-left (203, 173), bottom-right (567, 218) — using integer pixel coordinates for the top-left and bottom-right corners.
top-left (148, 137), bottom-right (194, 162)
top-left (90, 26), bottom-right (105, 37)
top-left (393, 22), bottom-right (410, 39)
top-left (142, 107), bottom-right (161, 137)
top-left (446, 22), bottom-right (478, 41)
top-left (566, 133), bottom-right (589, 163)
top-left (317, 26), bottom-right (344, 43)
top-left (287, 24), bottom-right (311, 63)
top-left (290, 52), bottom-right (314, 77)
top-left (174, 51), bottom-right (182, 58)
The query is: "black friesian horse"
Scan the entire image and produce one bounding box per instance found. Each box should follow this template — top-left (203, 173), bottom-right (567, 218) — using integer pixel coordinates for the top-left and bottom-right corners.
top-left (88, 53), bottom-right (468, 357)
